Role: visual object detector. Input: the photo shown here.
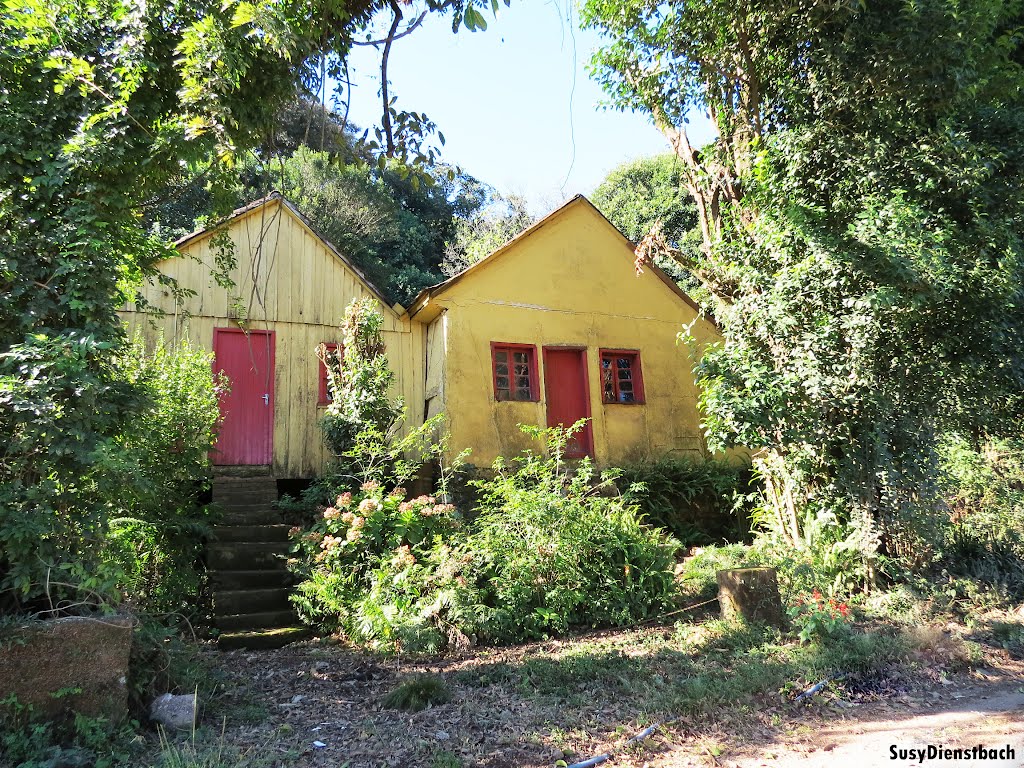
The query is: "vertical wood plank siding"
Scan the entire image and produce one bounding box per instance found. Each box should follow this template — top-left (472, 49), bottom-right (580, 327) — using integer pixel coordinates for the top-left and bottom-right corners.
top-left (120, 198), bottom-right (425, 478)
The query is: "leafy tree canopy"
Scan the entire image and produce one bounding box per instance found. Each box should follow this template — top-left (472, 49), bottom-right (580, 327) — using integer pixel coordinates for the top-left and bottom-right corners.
top-left (582, 0), bottom-right (1024, 565)
top-left (0, 0), bottom-right (501, 608)
top-left (590, 153), bottom-right (704, 300)
top-left (442, 192), bottom-right (534, 276)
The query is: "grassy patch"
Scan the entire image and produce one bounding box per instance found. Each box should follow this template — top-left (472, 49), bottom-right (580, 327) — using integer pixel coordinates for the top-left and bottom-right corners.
top-left (455, 619), bottom-right (909, 725)
top-left (428, 750), bottom-right (463, 768)
top-left (153, 728), bottom-right (293, 768)
top-left (382, 674), bottom-right (452, 712)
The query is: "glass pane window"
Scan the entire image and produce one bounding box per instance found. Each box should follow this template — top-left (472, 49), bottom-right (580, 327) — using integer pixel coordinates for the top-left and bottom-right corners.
top-left (492, 343), bottom-right (537, 401)
top-left (600, 350), bottom-right (644, 404)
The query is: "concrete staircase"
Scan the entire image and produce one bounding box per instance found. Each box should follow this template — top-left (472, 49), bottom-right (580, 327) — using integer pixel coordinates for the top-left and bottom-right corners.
top-left (209, 476), bottom-right (310, 650)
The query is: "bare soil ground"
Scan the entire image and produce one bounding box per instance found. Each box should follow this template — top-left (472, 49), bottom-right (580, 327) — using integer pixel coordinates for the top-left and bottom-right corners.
top-left (162, 621), bottom-right (1024, 768)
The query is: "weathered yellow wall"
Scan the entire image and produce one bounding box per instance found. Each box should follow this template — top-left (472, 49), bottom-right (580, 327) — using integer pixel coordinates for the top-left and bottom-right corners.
top-left (416, 198), bottom-right (722, 469)
top-left (120, 198), bottom-right (424, 478)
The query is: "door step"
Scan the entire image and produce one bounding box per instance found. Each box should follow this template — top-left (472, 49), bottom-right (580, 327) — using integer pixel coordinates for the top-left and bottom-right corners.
top-left (207, 477), bottom-right (308, 649)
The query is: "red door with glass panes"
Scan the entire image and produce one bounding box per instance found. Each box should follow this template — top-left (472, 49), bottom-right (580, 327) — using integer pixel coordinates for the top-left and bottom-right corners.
top-left (212, 328), bottom-right (274, 465)
top-left (542, 347), bottom-right (593, 458)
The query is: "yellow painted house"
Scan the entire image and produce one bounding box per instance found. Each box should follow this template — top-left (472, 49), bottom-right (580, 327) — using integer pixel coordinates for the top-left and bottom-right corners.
top-left (408, 195), bottom-right (720, 468)
top-left (122, 194), bottom-right (424, 478)
top-left (121, 193), bottom-right (720, 479)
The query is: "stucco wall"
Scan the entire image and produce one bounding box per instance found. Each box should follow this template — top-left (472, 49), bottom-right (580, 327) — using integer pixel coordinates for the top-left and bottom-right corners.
top-left (422, 199), bottom-right (721, 468)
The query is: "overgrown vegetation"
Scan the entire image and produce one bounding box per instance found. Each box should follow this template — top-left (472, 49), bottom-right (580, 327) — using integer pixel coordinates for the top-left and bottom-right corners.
top-left (0, 698), bottom-right (139, 768)
top-left (382, 674), bottom-right (452, 712)
top-left (583, 0), bottom-right (1024, 590)
top-left (617, 456), bottom-right (753, 543)
top-left (0, 335), bottom-right (222, 616)
top-left (288, 303), bottom-right (680, 651)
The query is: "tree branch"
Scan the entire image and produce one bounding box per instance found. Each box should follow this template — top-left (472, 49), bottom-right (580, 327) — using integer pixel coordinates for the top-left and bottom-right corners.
top-left (354, 10), bottom-right (427, 47)
top-left (380, 0), bottom-right (404, 157)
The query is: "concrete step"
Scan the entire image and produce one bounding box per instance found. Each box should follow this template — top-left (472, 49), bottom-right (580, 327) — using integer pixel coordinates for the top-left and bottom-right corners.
top-left (207, 542), bottom-right (289, 570)
top-left (214, 494), bottom-right (278, 509)
top-left (215, 610), bottom-right (299, 632)
top-left (213, 588), bottom-right (291, 615)
top-left (213, 480), bottom-right (278, 500)
top-left (220, 508), bottom-right (283, 525)
top-left (209, 570), bottom-right (291, 590)
top-left (214, 525), bottom-right (291, 543)
top-left (217, 626), bottom-right (311, 650)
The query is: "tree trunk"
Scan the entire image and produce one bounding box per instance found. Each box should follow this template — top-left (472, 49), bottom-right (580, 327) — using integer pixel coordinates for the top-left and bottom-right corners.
top-left (716, 567), bottom-right (784, 628)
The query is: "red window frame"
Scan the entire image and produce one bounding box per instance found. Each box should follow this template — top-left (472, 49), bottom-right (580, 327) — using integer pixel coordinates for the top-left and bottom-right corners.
top-left (599, 349), bottom-right (645, 404)
top-left (318, 343), bottom-right (342, 405)
top-left (490, 342), bottom-right (540, 402)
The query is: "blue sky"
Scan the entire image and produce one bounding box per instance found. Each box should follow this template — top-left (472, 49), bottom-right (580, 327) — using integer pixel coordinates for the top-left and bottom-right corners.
top-left (342, 0), bottom-right (716, 214)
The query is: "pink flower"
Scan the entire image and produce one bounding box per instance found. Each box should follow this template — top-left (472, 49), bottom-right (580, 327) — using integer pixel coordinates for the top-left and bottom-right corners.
top-left (399, 501), bottom-right (414, 513)
top-left (361, 481), bottom-right (380, 492)
top-left (336, 492), bottom-right (353, 508)
top-left (323, 507), bottom-right (340, 520)
top-left (412, 495), bottom-right (436, 505)
top-left (350, 515), bottom-right (365, 530)
top-left (341, 510), bottom-right (355, 524)
top-left (358, 497), bottom-right (381, 514)
top-left (390, 486), bottom-right (406, 498)
top-left (321, 535), bottom-right (342, 550)
top-left (390, 545), bottom-right (416, 569)
top-left (345, 527), bottom-right (362, 543)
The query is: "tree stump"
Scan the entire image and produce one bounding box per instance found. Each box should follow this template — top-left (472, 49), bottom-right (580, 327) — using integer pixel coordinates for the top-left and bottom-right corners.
top-left (716, 567), bottom-right (784, 628)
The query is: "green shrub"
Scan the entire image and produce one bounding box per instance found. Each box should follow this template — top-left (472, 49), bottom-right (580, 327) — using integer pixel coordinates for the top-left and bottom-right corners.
top-left (931, 435), bottom-right (1024, 605)
top-left (787, 589), bottom-right (853, 644)
top-left (0, 333), bottom-right (221, 617)
top-left (318, 298), bottom-right (401, 467)
top-left (288, 480), bottom-right (465, 648)
top-left (101, 335), bottom-right (223, 617)
top-left (0, 336), bottom-right (138, 613)
top-left (0, 695), bottom-right (137, 768)
top-left (618, 457), bottom-right (754, 543)
top-left (289, 423), bottom-right (681, 649)
top-left (381, 674), bottom-right (451, 712)
top-left (462, 425), bottom-right (680, 642)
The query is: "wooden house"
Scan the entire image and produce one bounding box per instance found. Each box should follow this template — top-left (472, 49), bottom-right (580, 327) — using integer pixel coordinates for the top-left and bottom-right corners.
top-left (122, 193), bottom-right (721, 480)
top-left (121, 193), bottom-right (424, 479)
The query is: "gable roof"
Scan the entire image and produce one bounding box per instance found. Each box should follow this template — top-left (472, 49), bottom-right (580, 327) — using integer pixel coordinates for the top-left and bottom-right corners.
top-left (173, 192), bottom-right (399, 314)
top-left (405, 194), bottom-right (704, 321)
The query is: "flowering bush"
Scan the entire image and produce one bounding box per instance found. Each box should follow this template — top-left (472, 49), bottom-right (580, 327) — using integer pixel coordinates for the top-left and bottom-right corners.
top-left (787, 589), bottom-right (853, 643)
top-left (288, 423), bottom-right (681, 651)
top-left (288, 483), bottom-right (469, 650)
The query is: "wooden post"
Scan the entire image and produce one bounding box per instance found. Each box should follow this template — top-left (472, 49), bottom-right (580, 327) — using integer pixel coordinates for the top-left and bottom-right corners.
top-left (716, 567), bottom-right (784, 628)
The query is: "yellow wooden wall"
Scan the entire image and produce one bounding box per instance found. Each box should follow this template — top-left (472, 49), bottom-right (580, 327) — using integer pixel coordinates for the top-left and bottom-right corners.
top-left (413, 198), bottom-right (723, 469)
top-left (120, 198), bottom-right (424, 478)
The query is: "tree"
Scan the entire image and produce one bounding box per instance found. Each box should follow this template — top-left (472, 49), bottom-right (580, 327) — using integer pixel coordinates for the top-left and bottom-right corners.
top-left (590, 153), bottom-right (703, 300)
top-left (442, 192), bottom-right (534, 276)
top-left (582, 0), bottom-right (1024, 575)
top-left (0, 0), bottom-right (497, 609)
top-left (591, 154), bottom-right (694, 246)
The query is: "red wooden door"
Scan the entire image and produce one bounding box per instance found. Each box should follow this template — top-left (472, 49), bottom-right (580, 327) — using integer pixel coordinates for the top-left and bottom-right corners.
top-left (213, 328), bottom-right (274, 465)
top-left (543, 347), bottom-right (593, 458)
